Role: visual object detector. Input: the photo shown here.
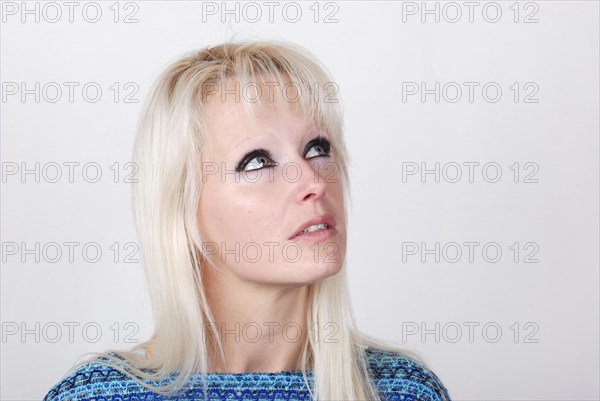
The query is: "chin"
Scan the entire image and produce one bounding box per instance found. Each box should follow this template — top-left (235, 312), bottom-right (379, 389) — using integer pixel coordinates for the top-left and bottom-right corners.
top-left (285, 259), bottom-right (344, 283)
top-left (246, 261), bottom-right (344, 287)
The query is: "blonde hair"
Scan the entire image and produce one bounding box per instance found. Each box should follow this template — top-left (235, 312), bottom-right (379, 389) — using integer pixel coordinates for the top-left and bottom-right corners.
top-left (72, 40), bottom-right (426, 400)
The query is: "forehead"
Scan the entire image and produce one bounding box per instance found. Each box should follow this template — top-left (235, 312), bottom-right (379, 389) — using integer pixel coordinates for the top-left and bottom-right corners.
top-left (201, 81), bottom-right (317, 151)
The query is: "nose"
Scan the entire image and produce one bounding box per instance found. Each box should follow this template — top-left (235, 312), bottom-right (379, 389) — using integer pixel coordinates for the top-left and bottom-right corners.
top-left (292, 160), bottom-right (328, 204)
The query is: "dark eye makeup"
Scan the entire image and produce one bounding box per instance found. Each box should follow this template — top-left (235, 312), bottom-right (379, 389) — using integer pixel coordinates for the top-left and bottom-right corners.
top-left (304, 136), bottom-right (331, 159)
top-left (235, 136), bottom-right (332, 173)
top-left (235, 149), bottom-right (276, 172)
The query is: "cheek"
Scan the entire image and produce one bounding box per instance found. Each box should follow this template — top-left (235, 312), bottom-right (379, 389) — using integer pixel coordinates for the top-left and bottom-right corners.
top-left (198, 177), bottom-right (280, 244)
top-left (198, 179), bottom-right (237, 243)
top-left (324, 172), bottom-right (346, 214)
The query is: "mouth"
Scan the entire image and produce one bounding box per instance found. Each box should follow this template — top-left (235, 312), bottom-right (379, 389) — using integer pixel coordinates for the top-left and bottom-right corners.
top-left (289, 215), bottom-right (337, 242)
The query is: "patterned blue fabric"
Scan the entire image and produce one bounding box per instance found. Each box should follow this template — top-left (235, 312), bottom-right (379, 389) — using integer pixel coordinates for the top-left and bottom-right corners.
top-left (44, 347), bottom-right (451, 400)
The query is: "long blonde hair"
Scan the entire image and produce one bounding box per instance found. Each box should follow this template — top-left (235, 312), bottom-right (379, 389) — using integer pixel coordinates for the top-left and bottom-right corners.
top-left (74, 40), bottom-right (425, 400)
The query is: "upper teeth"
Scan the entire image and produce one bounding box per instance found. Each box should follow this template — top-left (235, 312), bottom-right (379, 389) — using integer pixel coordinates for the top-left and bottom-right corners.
top-left (301, 224), bottom-right (328, 234)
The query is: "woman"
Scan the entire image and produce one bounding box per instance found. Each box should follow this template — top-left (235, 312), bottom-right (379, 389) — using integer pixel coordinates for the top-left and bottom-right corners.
top-left (44, 40), bottom-right (451, 401)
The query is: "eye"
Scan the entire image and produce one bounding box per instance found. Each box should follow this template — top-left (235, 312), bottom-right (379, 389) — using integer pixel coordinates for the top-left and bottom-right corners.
top-left (305, 137), bottom-right (331, 159)
top-left (236, 149), bottom-right (278, 172)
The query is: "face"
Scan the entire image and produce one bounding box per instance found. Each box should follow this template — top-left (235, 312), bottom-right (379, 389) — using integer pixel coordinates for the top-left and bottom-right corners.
top-left (196, 81), bottom-right (347, 288)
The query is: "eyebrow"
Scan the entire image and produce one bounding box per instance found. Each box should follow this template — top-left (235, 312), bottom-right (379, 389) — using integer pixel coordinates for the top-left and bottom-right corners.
top-left (225, 134), bottom-right (267, 161)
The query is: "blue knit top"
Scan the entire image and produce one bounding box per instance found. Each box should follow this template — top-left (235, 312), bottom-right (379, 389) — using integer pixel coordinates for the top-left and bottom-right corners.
top-left (44, 347), bottom-right (451, 400)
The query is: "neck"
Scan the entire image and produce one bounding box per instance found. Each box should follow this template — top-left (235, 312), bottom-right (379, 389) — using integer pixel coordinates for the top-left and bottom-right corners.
top-left (202, 264), bottom-right (310, 374)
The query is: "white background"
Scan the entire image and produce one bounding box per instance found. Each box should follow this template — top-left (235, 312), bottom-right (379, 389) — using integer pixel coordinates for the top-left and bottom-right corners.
top-left (1, 1), bottom-right (599, 400)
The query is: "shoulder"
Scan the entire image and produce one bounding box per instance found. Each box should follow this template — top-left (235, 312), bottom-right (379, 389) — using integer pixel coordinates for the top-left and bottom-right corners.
top-left (364, 346), bottom-right (452, 401)
top-left (43, 358), bottom-right (147, 401)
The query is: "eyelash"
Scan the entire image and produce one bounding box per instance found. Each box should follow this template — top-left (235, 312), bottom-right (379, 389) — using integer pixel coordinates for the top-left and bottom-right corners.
top-left (235, 137), bottom-right (332, 173)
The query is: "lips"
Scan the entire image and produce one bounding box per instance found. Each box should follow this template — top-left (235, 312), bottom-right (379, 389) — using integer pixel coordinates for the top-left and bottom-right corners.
top-left (289, 215), bottom-right (336, 240)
